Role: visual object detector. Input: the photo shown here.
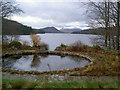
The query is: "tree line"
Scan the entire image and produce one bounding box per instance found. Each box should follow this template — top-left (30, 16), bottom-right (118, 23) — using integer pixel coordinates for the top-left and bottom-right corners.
top-left (87, 0), bottom-right (120, 50)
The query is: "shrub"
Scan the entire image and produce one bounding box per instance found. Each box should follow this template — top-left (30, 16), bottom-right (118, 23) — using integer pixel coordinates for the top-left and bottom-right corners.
top-left (66, 46), bottom-right (80, 51)
top-left (22, 45), bottom-right (33, 50)
top-left (66, 41), bottom-right (84, 51)
top-left (55, 44), bottom-right (68, 51)
top-left (81, 45), bottom-right (92, 52)
top-left (82, 45), bottom-right (90, 49)
top-left (92, 45), bottom-right (102, 51)
top-left (71, 41), bottom-right (84, 47)
top-left (8, 41), bottom-right (22, 49)
top-left (60, 43), bottom-right (68, 48)
top-left (2, 44), bottom-right (9, 50)
top-left (110, 50), bottom-right (120, 55)
top-left (39, 43), bottom-right (49, 50)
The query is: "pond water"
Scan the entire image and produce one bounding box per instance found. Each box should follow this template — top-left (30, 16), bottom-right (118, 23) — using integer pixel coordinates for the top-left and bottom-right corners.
top-left (3, 54), bottom-right (90, 72)
top-left (19, 33), bottom-right (97, 50)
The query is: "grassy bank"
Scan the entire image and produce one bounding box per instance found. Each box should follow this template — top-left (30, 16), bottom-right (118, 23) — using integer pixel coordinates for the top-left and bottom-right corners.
top-left (2, 43), bottom-right (119, 89)
top-left (55, 43), bottom-right (120, 76)
top-left (70, 50), bottom-right (119, 76)
top-left (2, 78), bottom-right (119, 88)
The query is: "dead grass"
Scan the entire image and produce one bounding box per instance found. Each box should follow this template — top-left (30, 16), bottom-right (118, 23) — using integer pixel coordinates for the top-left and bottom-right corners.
top-left (66, 49), bottom-right (119, 76)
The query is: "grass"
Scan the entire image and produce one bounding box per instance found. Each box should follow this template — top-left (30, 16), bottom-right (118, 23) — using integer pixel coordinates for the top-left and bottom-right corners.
top-left (55, 43), bottom-right (120, 76)
top-left (2, 78), bottom-right (119, 88)
top-left (2, 43), bottom-right (120, 88)
top-left (80, 50), bottom-right (119, 76)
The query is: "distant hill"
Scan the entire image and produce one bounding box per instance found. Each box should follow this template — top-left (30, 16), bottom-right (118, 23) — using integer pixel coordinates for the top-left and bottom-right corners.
top-left (33, 29), bottom-right (45, 34)
top-left (72, 28), bottom-right (106, 35)
top-left (60, 28), bottom-right (82, 33)
top-left (2, 18), bottom-right (45, 35)
top-left (39, 27), bottom-right (62, 33)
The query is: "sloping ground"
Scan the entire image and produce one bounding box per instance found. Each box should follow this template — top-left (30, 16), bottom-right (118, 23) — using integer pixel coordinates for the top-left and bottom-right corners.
top-left (2, 18), bottom-right (45, 35)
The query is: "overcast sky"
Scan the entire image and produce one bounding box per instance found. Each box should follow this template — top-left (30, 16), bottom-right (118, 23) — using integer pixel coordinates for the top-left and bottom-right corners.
top-left (11, 0), bottom-right (91, 30)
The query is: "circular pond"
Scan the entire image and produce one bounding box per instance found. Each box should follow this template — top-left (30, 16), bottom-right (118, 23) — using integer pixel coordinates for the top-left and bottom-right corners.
top-left (2, 54), bottom-right (90, 72)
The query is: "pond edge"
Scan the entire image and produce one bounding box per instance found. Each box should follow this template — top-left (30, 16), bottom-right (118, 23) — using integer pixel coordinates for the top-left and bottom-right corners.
top-left (2, 50), bottom-right (94, 75)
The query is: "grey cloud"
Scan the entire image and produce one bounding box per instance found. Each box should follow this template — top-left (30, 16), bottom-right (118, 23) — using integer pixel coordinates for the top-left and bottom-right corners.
top-left (18, 2), bottom-right (87, 23)
top-left (14, 1), bottom-right (89, 29)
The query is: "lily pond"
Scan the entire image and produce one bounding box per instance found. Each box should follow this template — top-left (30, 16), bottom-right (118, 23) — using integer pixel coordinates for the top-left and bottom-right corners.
top-left (2, 54), bottom-right (90, 72)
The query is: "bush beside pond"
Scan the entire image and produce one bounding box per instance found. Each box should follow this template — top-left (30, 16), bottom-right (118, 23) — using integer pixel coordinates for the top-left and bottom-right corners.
top-left (8, 41), bottom-right (22, 49)
top-left (55, 41), bottom-right (103, 52)
top-left (38, 43), bottom-right (49, 50)
top-left (2, 41), bottom-right (49, 51)
top-left (55, 43), bottom-right (68, 51)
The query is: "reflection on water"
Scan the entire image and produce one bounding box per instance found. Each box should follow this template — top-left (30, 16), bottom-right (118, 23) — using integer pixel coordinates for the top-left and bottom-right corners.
top-left (3, 54), bottom-right (90, 72)
top-left (40, 54), bottom-right (49, 58)
top-left (9, 55), bottom-right (22, 60)
top-left (31, 55), bottom-right (40, 68)
top-left (47, 63), bottom-right (51, 71)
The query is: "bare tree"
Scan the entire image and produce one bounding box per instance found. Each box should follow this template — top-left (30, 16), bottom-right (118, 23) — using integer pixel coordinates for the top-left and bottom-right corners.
top-left (0, 0), bottom-right (23, 18)
top-left (116, 1), bottom-right (120, 50)
top-left (1, 0), bottom-right (23, 45)
top-left (87, 0), bottom-right (120, 50)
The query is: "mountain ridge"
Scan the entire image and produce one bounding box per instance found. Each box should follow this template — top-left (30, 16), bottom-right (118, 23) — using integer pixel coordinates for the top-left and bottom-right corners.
top-left (39, 27), bottom-right (62, 33)
top-left (60, 28), bottom-right (82, 33)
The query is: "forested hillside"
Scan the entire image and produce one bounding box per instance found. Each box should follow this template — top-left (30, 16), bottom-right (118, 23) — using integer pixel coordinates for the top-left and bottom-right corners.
top-left (72, 27), bottom-right (118, 35)
top-left (2, 18), bottom-right (45, 35)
